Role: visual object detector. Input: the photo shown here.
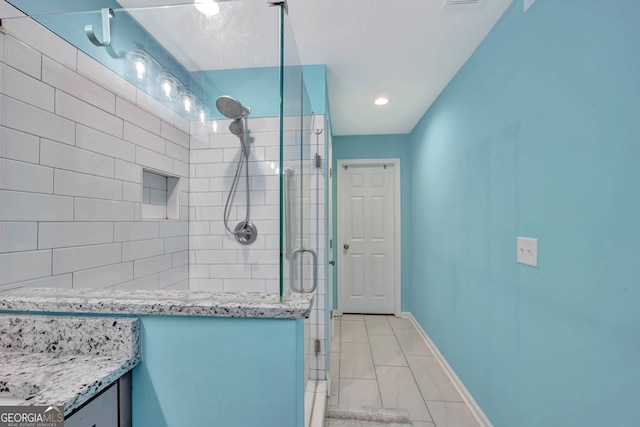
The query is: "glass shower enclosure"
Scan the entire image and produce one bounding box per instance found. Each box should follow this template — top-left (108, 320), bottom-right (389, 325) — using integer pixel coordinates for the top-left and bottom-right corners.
top-left (0, 0), bottom-right (316, 301)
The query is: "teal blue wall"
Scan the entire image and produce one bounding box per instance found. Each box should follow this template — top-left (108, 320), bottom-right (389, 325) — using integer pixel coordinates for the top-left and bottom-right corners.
top-left (408, 1), bottom-right (640, 426)
top-left (192, 67), bottom-right (281, 118)
top-left (303, 64), bottom-right (327, 115)
top-left (193, 65), bottom-right (325, 118)
top-left (332, 134), bottom-right (412, 311)
top-left (133, 316), bottom-right (304, 427)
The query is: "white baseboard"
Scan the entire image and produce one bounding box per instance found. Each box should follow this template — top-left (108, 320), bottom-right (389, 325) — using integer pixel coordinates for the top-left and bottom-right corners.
top-left (402, 313), bottom-right (493, 427)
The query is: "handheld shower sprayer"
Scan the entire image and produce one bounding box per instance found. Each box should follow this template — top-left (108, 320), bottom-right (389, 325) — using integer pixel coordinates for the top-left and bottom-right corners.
top-left (228, 119), bottom-right (248, 157)
top-left (215, 95), bottom-right (257, 245)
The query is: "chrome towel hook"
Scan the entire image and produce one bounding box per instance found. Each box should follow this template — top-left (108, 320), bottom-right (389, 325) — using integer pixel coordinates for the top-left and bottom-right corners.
top-left (85, 8), bottom-right (114, 47)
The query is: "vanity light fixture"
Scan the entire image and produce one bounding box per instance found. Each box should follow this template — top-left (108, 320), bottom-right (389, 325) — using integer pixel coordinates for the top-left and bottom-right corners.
top-left (374, 97), bottom-right (389, 106)
top-left (194, 0), bottom-right (220, 16)
top-left (97, 34), bottom-right (212, 123)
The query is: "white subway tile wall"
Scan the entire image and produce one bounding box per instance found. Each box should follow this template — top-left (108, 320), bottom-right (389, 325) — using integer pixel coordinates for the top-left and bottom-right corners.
top-left (0, 15), bottom-right (188, 291)
top-left (188, 117), bottom-right (283, 294)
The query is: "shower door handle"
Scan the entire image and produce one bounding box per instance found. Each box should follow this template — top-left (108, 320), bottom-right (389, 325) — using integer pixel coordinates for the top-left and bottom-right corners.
top-left (289, 248), bottom-right (318, 294)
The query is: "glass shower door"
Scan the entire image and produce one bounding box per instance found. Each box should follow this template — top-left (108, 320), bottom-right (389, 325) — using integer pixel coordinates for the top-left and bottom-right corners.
top-left (0, 0), bottom-right (287, 295)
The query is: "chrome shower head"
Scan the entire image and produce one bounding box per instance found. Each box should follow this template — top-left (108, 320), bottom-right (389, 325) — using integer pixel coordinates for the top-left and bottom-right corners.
top-left (216, 95), bottom-right (250, 120)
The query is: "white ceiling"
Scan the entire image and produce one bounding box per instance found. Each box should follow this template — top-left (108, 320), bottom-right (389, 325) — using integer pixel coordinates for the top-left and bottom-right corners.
top-left (117, 0), bottom-right (513, 135)
top-left (288, 0), bottom-right (513, 135)
top-left (4, 0), bottom-right (514, 136)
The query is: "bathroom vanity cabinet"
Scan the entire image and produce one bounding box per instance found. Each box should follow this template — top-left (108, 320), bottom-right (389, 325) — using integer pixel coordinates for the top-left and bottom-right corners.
top-left (0, 314), bottom-right (140, 420)
top-left (0, 288), bottom-right (313, 427)
top-left (65, 372), bottom-right (132, 427)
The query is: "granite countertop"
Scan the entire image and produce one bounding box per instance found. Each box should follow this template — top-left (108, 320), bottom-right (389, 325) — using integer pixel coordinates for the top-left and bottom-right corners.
top-left (0, 314), bottom-right (140, 416)
top-left (0, 288), bottom-right (314, 319)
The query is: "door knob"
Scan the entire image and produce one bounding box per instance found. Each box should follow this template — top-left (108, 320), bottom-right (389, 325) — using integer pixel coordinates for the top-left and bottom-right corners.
top-left (329, 260), bottom-right (335, 265)
top-left (343, 244), bottom-right (349, 250)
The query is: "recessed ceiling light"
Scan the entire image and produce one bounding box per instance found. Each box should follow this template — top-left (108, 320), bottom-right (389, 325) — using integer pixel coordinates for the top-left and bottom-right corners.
top-left (194, 0), bottom-right (220, 16)
top-left (374, 97), bottom-right (389, 106)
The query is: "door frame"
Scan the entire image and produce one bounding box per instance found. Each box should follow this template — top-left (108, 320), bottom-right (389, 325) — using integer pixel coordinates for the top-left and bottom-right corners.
top-left (336, 158), bottom-right (401, 316)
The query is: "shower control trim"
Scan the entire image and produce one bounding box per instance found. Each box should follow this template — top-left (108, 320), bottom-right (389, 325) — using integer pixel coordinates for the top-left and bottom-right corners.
top-left (234, 221), bottom-right (258, 246)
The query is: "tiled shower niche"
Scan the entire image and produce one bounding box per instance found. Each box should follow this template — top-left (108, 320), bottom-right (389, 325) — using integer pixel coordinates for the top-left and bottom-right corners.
top-left (141, 169), bottom-right (180, 220)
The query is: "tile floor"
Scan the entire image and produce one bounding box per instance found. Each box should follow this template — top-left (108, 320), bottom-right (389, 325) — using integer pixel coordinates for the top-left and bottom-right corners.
top-left (329, 314), bottom-right (480, 427)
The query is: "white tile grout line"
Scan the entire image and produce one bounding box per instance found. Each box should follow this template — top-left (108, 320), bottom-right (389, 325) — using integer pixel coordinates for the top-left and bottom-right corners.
top-left (386, 315), bottom-right (435, 425)
top-left (400, 312), bottom-right (494, 427)
top-left (335, 315), bottom-right (440, 425)
top-left (362, 315), bottom-right (382, 408)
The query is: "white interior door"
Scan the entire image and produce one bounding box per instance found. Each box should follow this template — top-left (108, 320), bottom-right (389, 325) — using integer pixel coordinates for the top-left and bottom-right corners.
top-left (338, 161), bottom-right (396, 314)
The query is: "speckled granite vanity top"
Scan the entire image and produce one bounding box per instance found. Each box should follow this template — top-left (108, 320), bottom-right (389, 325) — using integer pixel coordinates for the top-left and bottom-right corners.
top-left (0, 287), bottom-right (314, 318)
top-left (0, 314), bottom-right (140, 416)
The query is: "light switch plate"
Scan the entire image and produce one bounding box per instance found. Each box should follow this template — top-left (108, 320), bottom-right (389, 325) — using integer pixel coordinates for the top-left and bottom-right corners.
top-left (517, 237), bottom-right (538, 267)
top-left (524, 0), bottom-right (536, 13)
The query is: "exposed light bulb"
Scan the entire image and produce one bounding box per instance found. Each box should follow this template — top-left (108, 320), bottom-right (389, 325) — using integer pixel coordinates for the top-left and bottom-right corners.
top-left (127, 50), bottom-right (152, 84)
top-left (194, 0), bottom-right (220, 16)
top-left (180, 90), bottom-right (197, 117)
top-left (161, 80), bottom-right (172, 97)
top-left (157, 72), bottom-right (179, 101)
top-left (135, 60), bottom-right (146, 80)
